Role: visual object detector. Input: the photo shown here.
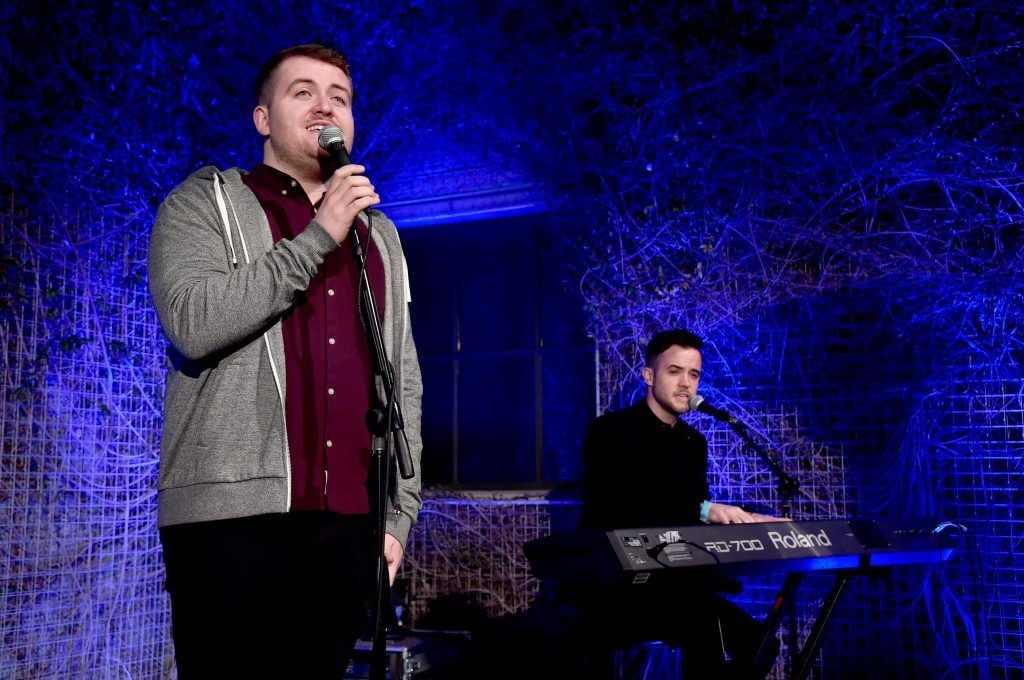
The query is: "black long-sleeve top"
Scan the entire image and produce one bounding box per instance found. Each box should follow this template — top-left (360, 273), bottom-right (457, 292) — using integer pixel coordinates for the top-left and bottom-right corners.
top-left (580, 400), bottom-right (710, 529)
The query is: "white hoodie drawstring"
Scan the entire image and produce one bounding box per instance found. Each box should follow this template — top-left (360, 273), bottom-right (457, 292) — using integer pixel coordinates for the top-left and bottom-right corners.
top-left (213, 172), bottom-right (238, 267)
top-left (214, 171), bottom-right (289, 506)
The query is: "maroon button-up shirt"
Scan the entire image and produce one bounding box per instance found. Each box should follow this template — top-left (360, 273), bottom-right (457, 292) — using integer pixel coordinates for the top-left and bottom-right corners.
top-left (242, 164), bottom-right (385, 514)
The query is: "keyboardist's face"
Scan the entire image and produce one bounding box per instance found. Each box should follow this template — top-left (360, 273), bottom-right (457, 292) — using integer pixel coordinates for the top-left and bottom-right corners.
top-left (643, 345), bottom-right (703, 424)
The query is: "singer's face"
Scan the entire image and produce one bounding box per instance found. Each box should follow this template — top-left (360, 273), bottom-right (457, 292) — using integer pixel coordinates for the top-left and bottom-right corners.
top-left (643, 345), bottom-right (702, 425)
top-left (253, 56), bottom-right (355, 181)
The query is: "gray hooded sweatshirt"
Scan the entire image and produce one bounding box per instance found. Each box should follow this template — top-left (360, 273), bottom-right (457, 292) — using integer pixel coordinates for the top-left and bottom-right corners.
top-left (148, 166), bottom-right (422, 547)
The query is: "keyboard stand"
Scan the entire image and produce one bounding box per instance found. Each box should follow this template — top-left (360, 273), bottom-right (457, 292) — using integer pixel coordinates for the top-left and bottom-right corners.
top-left (753, 568), bottom-right (878, 680)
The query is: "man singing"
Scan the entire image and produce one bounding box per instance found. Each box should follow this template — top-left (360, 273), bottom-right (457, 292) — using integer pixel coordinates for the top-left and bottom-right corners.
top-left (149, 44), bottom-right (422, 678)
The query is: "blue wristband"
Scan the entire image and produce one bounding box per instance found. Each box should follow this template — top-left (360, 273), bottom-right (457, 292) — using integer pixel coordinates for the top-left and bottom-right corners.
top-left (699, 500), bottom-right (712, 523)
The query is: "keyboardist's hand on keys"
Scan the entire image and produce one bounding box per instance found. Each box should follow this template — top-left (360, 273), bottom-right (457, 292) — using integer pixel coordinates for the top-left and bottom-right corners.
top-left (708, 502), bottom-right (791, 524)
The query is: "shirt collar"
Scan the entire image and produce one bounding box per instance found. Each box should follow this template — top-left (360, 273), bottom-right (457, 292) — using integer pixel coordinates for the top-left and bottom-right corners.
top-left (248, 163), bottom-right (321, 204)
top-left (636, 400), bottom-right (678, 430)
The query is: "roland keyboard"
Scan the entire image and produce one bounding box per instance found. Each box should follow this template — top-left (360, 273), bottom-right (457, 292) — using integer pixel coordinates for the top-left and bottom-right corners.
top-left (525, 518), bottom-right (960, 585)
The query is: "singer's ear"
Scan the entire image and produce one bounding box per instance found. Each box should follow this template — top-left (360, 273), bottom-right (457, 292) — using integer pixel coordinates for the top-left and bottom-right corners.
top-left (642, 366), bottom-right (654, 387)
top-left (253, 105), bottom-right (270, 137)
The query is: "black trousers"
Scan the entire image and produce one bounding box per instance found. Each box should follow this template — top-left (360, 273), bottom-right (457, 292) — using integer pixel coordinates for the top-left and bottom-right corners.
top-left (160, 511), bottom-right (373, 680)
top-left (559, 578), bottom-right (775, 679)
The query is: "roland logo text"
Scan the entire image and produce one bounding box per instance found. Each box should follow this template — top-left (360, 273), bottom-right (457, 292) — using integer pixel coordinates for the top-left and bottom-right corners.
top-left (767, 529), bottom-right (833, 550)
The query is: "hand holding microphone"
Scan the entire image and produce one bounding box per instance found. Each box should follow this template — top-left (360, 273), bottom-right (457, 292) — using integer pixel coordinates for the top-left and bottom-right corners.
top-left (315, 126), bottom-right (379, 244)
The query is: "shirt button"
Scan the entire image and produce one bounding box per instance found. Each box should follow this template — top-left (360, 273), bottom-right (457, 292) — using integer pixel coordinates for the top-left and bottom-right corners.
top-left (328, 388), bottom-right (335, 395)
top-left (280, 189), bottom-right (287, 195)
top-left (328, 289), bottom-right (335, 296)
top-left (326, 439), bottom-right (333, 448)
top-left (290, 180), bottom-right (297, 187)
top-left (328, 337), bottom-right (336, 345)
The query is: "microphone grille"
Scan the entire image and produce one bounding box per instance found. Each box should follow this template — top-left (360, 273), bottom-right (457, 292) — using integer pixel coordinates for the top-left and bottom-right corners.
top-left (688, 394), bottom-right (705, 411)
top-left (317, 126), bottom-right (345, 151)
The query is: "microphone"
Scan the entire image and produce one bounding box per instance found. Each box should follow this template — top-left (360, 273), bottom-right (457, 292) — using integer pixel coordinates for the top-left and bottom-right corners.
top-left (317, 125), bottom-right (351, 167)
top-left (317, 124), bottom-right (369, 224)
top-left (317, 125), bottom-right (371, 222)
top-left (688, 394), bottom-right (738, 425)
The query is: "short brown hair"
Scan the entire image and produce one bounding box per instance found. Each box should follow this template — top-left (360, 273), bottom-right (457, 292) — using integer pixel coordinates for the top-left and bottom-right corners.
top-left (254, 43), bottom-right (353, 104)
top-left (644, 329), bottom-right (704, 365)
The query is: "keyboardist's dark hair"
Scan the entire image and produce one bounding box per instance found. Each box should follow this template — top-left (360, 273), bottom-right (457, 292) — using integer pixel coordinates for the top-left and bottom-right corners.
top-left (644, 329), bottom-right (704, 365)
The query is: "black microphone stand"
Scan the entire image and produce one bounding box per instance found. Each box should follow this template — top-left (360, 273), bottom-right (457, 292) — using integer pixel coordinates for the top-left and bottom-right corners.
top-left (716, 411), bottom-right (802, 678)
top-left (720, 416), bottom-right (801, 519)
top-left (348, 221), bottom-right (415, 680)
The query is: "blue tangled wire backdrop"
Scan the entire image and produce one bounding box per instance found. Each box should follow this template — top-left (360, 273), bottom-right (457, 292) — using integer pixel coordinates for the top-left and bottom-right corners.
top-left (2, 0), bottom-right (1023, 677)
